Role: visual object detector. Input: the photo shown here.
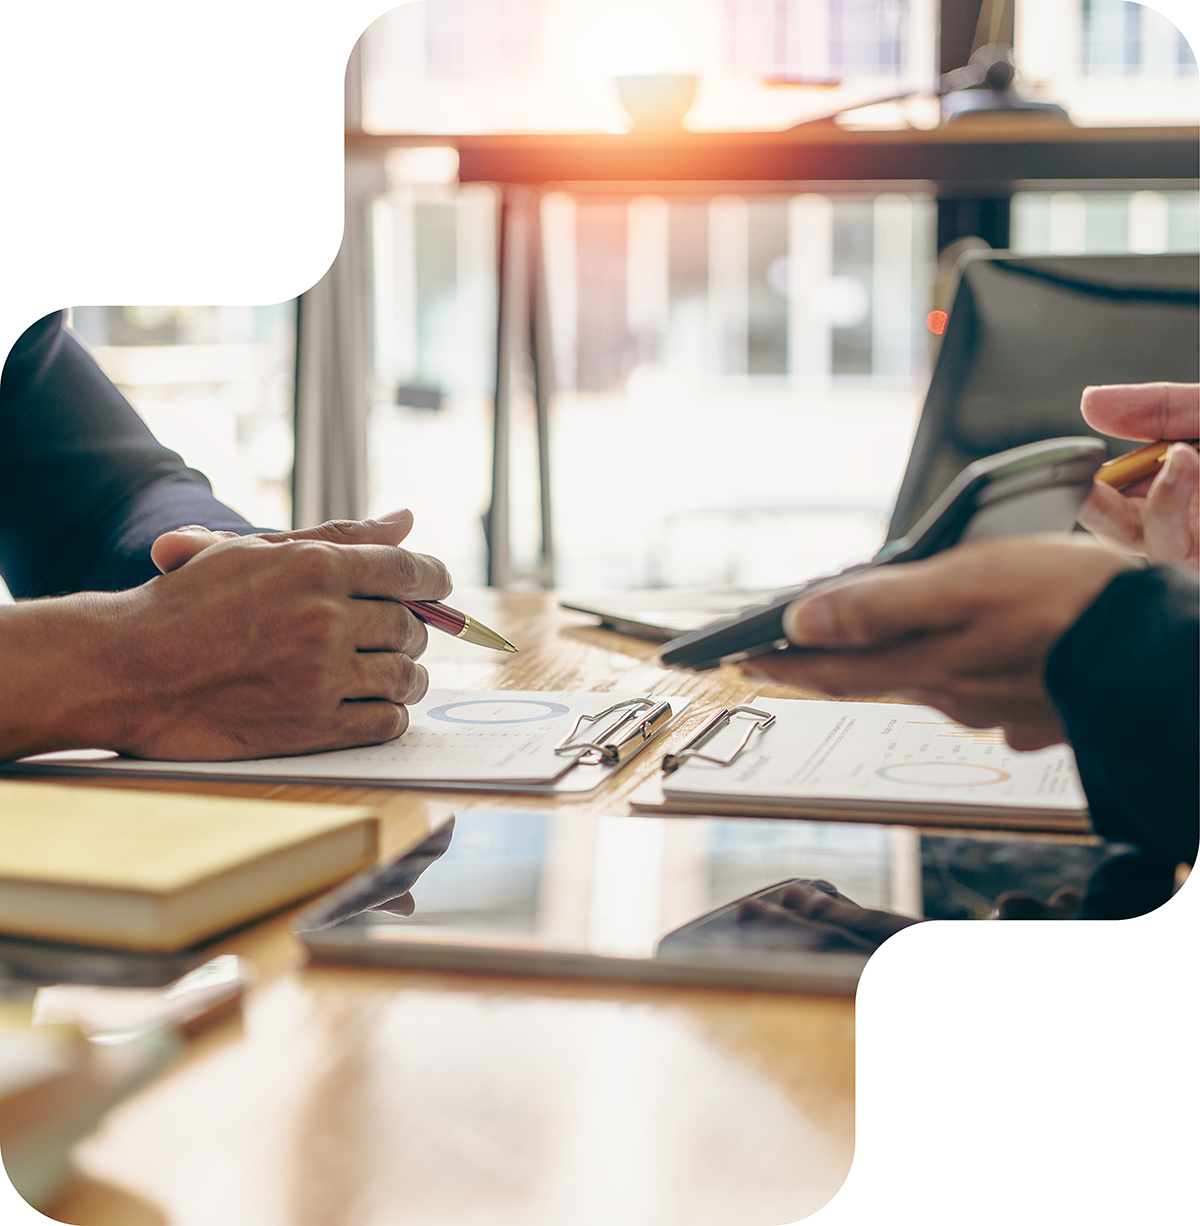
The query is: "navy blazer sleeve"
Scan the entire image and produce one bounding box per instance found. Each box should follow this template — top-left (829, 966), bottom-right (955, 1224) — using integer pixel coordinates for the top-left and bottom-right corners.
top-left (0, 311), bottom-right (257, 597)
top-left (1047, 565), bottom-right (1199, 874)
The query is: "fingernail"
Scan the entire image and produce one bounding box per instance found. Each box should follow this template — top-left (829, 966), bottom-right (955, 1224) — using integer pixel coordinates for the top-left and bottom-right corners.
top-left (376, 508), bottom-right (412, 523)
top-left (783, 596), bottom-right (835, 645)
top-left (1158, 445), bottom-right (1190, 487)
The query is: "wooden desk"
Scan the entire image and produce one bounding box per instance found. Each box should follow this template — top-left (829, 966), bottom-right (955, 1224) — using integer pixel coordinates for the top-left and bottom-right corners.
top-left (38, 591), bottom-right (856, 1226)
top-left (351, 120), bottom-right (1200, 190)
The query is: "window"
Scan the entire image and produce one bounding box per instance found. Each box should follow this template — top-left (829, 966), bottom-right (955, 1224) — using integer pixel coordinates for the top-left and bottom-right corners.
top-left (1081, 0), bottom-right (1197, 77)
top-left (424, 0), bottom-right (543, 75)
top-left (368, 179), bottom-right (498, 584)
top-left (1016, 0), bottom-right (1199, 126)
top-left (68, 304), bottom-right (296, 532)
top-left (361, 0), bottom-right (937, 134)
top-left (366, 179), bottom-right (936, 590)
top-left (1011, 189), bottom-right (1200, 255)
top-left (723, 0), bottom-right (910, 78)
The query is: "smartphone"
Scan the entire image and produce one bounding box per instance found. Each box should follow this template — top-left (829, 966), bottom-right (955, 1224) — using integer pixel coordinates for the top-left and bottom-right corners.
top-left (658, 436), bottom-right (1108, 672)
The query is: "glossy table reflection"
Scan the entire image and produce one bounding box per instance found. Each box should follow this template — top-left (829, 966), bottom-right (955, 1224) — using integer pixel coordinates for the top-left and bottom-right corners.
top-left (39, 591), bottom-right (857, 1226)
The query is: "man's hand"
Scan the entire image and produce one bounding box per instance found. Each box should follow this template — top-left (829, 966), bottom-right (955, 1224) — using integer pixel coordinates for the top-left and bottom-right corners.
top-left (0, 509), bottom-right (452, 762)
top-left (741, 535), bottom-right (1134, 751)
top-left (1076, 382), bottom-right (1200, 572)
top-left (147, 507), bottom-right (427, 574)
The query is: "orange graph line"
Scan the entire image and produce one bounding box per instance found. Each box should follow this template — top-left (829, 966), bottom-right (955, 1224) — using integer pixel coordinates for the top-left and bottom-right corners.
top-left (906, 720), bottom-right (1007, 745)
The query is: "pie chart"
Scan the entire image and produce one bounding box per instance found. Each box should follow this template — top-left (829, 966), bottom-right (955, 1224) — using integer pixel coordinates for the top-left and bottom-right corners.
top-left (426, 699), bottom-right (571, 725)
top-left (876, 761), bottom-right (1011, 787)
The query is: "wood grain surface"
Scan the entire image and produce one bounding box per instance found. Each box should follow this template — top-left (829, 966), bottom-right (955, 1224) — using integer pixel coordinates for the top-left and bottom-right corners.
top-left (39, 592), bottom-right (857, 1226)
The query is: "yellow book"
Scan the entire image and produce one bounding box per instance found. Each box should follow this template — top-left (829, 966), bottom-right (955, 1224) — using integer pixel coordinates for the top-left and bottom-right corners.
top-left (0, 782), bottom-right (378, 952)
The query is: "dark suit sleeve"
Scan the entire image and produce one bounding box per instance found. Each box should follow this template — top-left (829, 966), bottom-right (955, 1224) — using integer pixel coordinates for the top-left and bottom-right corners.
top-left (1046, 565), bottom-right (1199, 873)
top-left (0, 311), bottom-right (257, 597)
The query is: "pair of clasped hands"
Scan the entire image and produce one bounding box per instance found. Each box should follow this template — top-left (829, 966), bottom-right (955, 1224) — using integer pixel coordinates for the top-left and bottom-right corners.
top-left (743, 382), bottom-right (1200, 752)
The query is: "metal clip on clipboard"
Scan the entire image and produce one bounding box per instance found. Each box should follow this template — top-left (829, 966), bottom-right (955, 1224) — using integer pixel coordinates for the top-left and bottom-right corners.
top-left (554, 697), bottom-right (675, 767)
top-left (661, 705), bottom-right (776, 773)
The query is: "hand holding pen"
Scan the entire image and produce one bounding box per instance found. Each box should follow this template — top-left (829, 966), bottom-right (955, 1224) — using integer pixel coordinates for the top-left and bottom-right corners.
top-left (1078, 382), bottom-right (1199, 573)
top-left (130, 510), bottom-right (515, 761)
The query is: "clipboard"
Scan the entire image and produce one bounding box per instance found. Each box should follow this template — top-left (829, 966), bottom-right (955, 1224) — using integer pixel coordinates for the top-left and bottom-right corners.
top-left (7, 691), bottom-right (692, 799)
top-left (633, 698), bottom-right (1094, 835)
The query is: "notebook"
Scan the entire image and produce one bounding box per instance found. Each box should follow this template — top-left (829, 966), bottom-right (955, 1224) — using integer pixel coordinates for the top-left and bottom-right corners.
top-left (0, 782), bottom-right (378, 951)
top-left (632, 698), bottom-right (1092, 835)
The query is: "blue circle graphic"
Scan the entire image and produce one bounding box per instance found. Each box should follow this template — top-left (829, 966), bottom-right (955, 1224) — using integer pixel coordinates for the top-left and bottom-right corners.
top-left (427, 699), bottom-right (571, 725)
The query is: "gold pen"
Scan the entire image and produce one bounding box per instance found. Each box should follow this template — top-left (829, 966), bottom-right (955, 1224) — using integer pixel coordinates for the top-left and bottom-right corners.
top-left (1095, 440), bottom-right (1200, 490)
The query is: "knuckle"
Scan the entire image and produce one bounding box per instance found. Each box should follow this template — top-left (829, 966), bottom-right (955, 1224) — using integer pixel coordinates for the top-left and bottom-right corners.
top-left (370, 703), bottom-right (408, 744)
top-left (291, 541), bottom-right (341, 588)
top-left (393, 549), bottom-right (453, 599)
top-left (295, 596), bottom-right (345, 648)
top-left (390, 548), bottom-right (419, 588)
top-left (346, 703), bottom-right (407, 749)
top-left (397, 612), bottom-right (429, 659)
top-left (391, 704), bottom-right (410, 738)
top-left (396, 658), bottom-right (429, 705)
top-left (427, 557), bottom-right (454, 599)
top-left (318, 519), bottom-right (361, 542)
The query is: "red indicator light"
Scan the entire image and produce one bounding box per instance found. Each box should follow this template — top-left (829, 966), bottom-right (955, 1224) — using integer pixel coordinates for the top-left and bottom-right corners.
top-left (926, 310), bottom-right (948, 335)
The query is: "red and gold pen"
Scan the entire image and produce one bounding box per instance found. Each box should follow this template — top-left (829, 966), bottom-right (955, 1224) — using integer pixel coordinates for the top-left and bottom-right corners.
top-left (402, 601), bottom-right (518, 653)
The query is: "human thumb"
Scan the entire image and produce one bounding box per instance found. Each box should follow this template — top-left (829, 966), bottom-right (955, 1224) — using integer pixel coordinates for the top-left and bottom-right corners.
top-left (150, 525), bottom-right (240, 574)
top-left (258, 508), bottom-right (414, 548)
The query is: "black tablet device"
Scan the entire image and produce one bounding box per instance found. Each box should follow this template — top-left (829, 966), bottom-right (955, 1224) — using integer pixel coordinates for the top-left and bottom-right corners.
top-left (293, 808), bottom-right (907, 993)
top-left (658, 435), bottom-right (1107, 671)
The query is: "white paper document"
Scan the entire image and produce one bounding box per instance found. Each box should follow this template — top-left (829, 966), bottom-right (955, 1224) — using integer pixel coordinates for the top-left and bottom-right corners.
top-left (11, 691), bottom-right (689, 795)
top-left (647, 699), bottom-right (1089, 830)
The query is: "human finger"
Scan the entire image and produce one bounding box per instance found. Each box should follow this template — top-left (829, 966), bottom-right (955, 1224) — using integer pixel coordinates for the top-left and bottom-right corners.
top-left (999, 719), bottom-right (1065, 752)
top-left (1080, 382), bottom-right (1200, 442)
top-left (1076, 480), bottom-right (1145, 550)
top-left (150, 525), bottom-right (242, 574)
top-left (1142, 442), bottom-right (1200, 567)
top-left (330, 700), bottom-right (409, 749)
top-left (782, 556), bottom-right (976, 649)
top-left (349, 599), bottom-right (430, 659)
top-left (743, 639), bottom-right (940, 696)
top-left (257, 508), bottom-right (415, 549)
top-left (735, 896), bottom-right (876, 952)
top-left (779, 882), bottom-right (920, 943)
top-left (339, 544), bottom-right (453, 603)
top-left (346, 653), bottom-right (430, 705)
